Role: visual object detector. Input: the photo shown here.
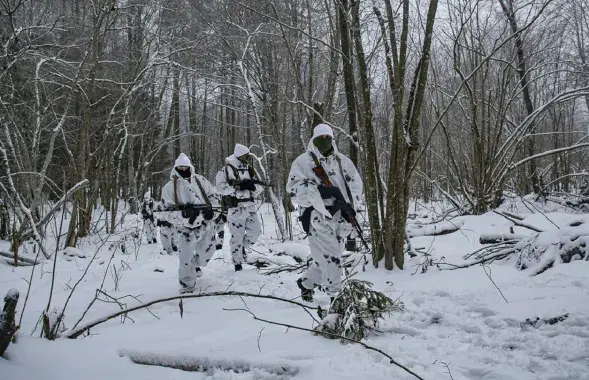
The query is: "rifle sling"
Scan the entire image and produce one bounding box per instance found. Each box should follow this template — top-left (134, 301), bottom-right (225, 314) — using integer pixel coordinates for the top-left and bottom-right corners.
top-left (173, 171), bottom-right (211, 208)
top-left (173, 175), bottom-right (179, 205)
top-left (193, 175), bottom-right (212, 207)
top-left (335, 155), bottom-right (355, 210)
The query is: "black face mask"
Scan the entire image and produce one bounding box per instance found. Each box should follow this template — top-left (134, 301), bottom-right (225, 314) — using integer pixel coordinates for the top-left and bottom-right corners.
top-left (314, 136), bottom-right (334, 156)
top-left (176, 167), bottom-right (191, 179)
top-left (238, 154), bottom-right (252, 166)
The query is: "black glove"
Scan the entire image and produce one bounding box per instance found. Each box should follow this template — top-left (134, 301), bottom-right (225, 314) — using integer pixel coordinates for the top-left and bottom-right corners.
top-left (202, 206), bottom-right (214, 221)
top-left (331, 200), bottom-right (356, 220)
top-left (236, 179), bottom-right (257, 191)
top-left (318, 184), bottom-right (343, 200)
top-left (181, 208), bottom-right (199, 224)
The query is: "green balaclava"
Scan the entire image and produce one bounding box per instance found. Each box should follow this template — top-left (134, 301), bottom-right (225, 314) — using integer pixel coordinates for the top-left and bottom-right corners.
top-left (238, 153), bottom-right (253, 166)
top-left (313, 135), bottom-right (334, 156)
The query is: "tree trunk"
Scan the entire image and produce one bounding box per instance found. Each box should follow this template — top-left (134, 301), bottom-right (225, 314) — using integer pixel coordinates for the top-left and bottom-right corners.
top-left (0, 289), bottom-right (19, 357)
top-left (350, 0), bottom-right (382, 261)
top-left (498, 0), bottom-right (540, 194)
top-left (336, 0), bottom-right (359, 164)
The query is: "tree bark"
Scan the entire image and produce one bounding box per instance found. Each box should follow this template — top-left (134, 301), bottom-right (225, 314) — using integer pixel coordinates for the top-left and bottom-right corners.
top-left (0, 289), bottom-right (19, 357)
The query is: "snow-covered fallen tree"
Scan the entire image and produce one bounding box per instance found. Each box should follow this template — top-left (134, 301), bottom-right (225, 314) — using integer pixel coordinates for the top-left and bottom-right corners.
top-left (118, 349), bottom-right (300, 377)
top-left (455, 217), bottom-right (589, 275)
top-left (515, 227), bottom-right (589, 275)
top-left (406, 219), bottom-right (464, 238)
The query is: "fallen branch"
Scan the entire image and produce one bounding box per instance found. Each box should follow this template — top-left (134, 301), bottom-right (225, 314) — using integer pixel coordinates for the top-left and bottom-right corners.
top-left (224, 307), bottom-right (425, 380)
top-left (479, 233), bottom-right (527, 244)
top-left (118, 349), bottom-right (300, 376)
top-left (439, 249), bottom-right (517, 270)
top-left (21, 179), bottom-right (90, 240)
top-left (501, 211), bottom-right (525, 220)
top-left (0, 251), bottom-right (40, 265)
top-left (64, 291), bottom-right (319, 339)
top-left (406, 219), bottom-right (464, 238)
top-left (493, 211), bottom-right (543, 232)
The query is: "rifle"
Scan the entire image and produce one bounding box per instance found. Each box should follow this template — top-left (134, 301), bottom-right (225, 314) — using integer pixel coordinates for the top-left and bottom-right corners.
top-left (154, 204), bottom-right (223, 227)
top-left (229, 178), bottom-right (273, 188)
top-left (251, 179), bottom-right (273, 187)
top-left (310, 156), bottom-right (370, 254)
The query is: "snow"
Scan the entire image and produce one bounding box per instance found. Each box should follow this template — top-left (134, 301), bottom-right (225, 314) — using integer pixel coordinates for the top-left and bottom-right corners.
top-left (1, 199), bottom-right (589, 380)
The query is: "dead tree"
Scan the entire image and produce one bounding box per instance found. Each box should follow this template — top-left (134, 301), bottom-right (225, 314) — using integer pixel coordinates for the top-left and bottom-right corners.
top-left (0, 289), bottom-right (19, 357)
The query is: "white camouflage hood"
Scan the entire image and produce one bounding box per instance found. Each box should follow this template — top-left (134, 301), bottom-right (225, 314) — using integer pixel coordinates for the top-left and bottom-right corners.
top-left (170, 153), bottom-right (195, 181)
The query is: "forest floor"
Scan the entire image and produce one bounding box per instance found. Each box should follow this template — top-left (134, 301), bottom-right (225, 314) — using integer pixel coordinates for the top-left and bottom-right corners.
top-left (1, 198), bottom-right (588, 380)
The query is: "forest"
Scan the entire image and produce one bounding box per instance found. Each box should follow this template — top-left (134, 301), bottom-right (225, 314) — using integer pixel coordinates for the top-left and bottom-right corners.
top-left (1, 1), bottom-right (589, 379)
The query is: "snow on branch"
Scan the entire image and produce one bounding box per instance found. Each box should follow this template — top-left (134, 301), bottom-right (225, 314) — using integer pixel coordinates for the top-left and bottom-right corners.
top-left (22, 179), bottom-right (89, 240)
top-left (118, 349), bottom-right (300, 377)
top-left (406, 219), bottom-right (464, 238)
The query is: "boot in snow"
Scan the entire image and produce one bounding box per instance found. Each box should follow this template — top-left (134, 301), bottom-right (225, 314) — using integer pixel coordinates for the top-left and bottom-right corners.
top-left (296, 278), bottom-right (314, 302)
top-left (234, 263), bottom-right (243, 272)
top-left (152, 238), bottom-right (157, 244)
top-left (179, 281), bottom-right (195, 294)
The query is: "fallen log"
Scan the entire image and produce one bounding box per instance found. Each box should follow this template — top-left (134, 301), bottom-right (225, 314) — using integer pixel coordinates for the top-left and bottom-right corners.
top-left (406, 219), bottom-right (464, 238)
top-left (0, 251), bottom-right (40, 266)
top-left (0, 289), bottom-right (19, 357)
top-left (118, 349), bottom-right (300, 377)
top-left (2, 259), bottom-right (34, 267)
top-left (479, 233), bottom-right (527, 244)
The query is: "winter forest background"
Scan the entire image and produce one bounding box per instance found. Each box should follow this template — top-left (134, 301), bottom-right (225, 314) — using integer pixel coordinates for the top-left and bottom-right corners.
top-left (2, 0), bottom-right (589, 268)
top-left (2, 0), bottom-right (589, 379)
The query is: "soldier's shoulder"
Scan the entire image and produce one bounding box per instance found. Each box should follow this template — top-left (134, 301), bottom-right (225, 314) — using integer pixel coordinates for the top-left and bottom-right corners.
top-left (194, 173), bottom-right (212, 183)
top-left (337, 152), bottom-right (356, 166)
top-left (292, 151), bottom-right (312, 163)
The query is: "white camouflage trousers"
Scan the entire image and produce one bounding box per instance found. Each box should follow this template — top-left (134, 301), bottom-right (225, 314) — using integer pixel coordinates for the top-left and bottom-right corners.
top-left (215, 218), bottom-right (225, 249)
top-left (159, 224), bottom-right (178, 255)
top-left (227, 206), bottom-right (261, 265)
top-left (301, 210), bottom-right (352, 296)
top-left (177, 221), bottom-right (216, 289)
top-left (143, 218), bottom-right (157, 244)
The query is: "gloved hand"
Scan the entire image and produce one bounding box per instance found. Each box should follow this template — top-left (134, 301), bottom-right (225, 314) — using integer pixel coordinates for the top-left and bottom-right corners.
top-left (202, 206), bottom-right (215, 220)
top-left (236, 179), bottom-right (256, 191)
top-left (331, 200), bottom-right (356, 220)
top-left (318, 184), bottom-right (343, 200)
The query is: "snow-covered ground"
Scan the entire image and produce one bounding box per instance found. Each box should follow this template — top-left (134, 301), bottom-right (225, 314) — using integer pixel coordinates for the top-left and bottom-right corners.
top-left (1, 199), bottom-right (588, 380)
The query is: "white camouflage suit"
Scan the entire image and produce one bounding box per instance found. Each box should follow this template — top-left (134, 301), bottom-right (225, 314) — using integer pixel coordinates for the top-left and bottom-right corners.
top-left (141, 193), bottom-right (157, 244)
top-left (213, 169), bottom-right (227, 251)
top-left (215, 144), bottom-right (263, 268)
top-left (161, 153), bottom-right (220, 291)
top-left (155, 204), bottom-right (178, 255)
top-left (286, 124), bottom-right (363, 296)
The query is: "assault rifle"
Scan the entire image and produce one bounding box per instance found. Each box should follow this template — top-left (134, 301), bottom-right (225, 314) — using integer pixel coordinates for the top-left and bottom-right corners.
top-left (229, 178), bottom-right (273, 188)
top-left (154, 204), bottom-right (223, 226)
top-left (311, 159), bottom-right (370, 253)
